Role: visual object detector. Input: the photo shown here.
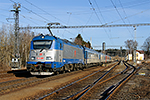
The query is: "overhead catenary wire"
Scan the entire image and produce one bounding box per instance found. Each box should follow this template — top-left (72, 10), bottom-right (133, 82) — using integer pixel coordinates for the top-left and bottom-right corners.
top-left (9, 0), bottom-right (78, 41)
top-left (9, 0), bottom-right (150, 27)
top-left (77, 11), bottom-right (94, 41)
top-left (25, 0), bottom-right (81, 40)
top-left (108, 9), bottom-right (150, 24)
top-left (10, 0), bottom-right (51, 24)
top-left (93, 0), bottom-right (113, 40)
top-left (104, 0), bottom-right (150, 10)
top-left (88, 0), bottom-right (114, 44)
top-left (20, 14), bottom-right (39, 25)
top-left (110, 0), bottom-right (133, 38)
top-left (20, 13), bottom-right (53, 25)
top-left (118, 0), bottom-right (131, 24)
top-left (24, 0), bottom-right (67, 25)
top-left (22, 6), bottom-right (51, 23)
top-left (118, 0), bottom-right (133, 38)
top-left (7, 2), bottom-right (150, 44)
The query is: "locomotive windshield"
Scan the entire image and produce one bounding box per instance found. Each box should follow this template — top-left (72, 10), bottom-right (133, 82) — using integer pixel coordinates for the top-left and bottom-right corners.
top-left (33, 40), bottom-right (52, 50)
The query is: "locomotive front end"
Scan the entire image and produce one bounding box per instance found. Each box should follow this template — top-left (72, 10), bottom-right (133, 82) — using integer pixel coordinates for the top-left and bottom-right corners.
top-left (26, 35), bottom-right (56, 75)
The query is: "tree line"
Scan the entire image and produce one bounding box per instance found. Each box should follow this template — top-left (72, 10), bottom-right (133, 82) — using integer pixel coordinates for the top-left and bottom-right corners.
top-left (74, 34), bottom-right (150, 59)
top-left (0, 24), bottom-right (34, 70)
top-left (0, 25), bottom-right (150, 70)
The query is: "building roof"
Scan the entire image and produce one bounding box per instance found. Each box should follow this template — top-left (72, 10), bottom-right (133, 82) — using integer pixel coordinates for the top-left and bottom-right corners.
top-left (136, 50), bottom-right (144, 54)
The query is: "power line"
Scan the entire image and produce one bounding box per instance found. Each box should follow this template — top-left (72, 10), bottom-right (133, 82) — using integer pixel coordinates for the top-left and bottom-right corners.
top-left (22, 6), bottom-right (51, 23)
top-left (20, 14), bottom-right (39, 25)
top-left (108, 9), bottom-right (150, 24)
top-left (25, 0), bottom-right (79, 39)
top-left (93, 0), bottom-right (113, 40)
top-left (9, 0), bottom-right (77, 41)
top-left (93, 0), bottom-right (106, 24)
top-left (118, 0), bottom-right (133, 37)
top-left (24, 0), bottom-right (67, 25)
top-left (10, 0), bottom-right (51, 23)
top-left (105, 0), bottom-right (150, 9)
top-left (110, 0), bottom-right (126, 24)
top-left (88, 0), bottom-right (102, 24)
top-left (110, 0), bottom-right (133, 38)
top-left (118, 0), bottom-right (131, 23)
top-left (88, 0), bottom-right (114, 44)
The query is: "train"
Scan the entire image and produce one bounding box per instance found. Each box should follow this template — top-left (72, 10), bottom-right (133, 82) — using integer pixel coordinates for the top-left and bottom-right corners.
top-left (26, 34), bottom-right (112, 75)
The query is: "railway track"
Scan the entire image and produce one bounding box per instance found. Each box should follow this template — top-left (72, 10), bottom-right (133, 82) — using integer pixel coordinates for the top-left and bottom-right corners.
top-left (29, 62), bottom-right (119, 100)
top-left (0, 69), bottom-right (30, 83)
top-left (0, 64), bottom-right (115, 96)
top-left (0, 71), bottom-right (14, 78)
top-left (0, 69), bottom-right (28, 78)
top-left (34, 61), bottom-right (139, 100)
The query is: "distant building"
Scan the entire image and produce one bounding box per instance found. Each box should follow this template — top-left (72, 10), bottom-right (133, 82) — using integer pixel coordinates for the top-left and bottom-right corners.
top-left (136, 50), bottom-right (144, 60)
top-left (128, 54), bottom-right (132, 60)
top-left (126, 50), bottom-right (144, 61)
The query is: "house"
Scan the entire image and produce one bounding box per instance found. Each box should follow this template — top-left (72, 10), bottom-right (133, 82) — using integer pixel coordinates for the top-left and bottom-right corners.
top-left (126, 50), bottom-right (144, 61)
top-left (136, 50), bottom-right (144, 60)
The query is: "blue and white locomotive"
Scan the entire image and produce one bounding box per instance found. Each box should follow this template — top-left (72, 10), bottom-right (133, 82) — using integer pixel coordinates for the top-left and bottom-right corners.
top-left (26, 34), bottom-right (111, 75)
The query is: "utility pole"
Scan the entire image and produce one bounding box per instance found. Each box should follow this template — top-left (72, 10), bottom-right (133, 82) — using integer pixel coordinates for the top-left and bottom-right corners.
top-left (11, 3), bottom-right (21, 69)
top-left (133, 26), bottom-right (137, 66)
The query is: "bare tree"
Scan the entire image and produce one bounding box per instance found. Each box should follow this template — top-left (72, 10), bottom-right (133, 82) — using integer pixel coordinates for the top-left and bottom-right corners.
top-left (142, 36), bottom-right (150, 58)
top-left (124, 39), bottom-right (138, 60)
top-left (124, 39), bottom-right (138, 54)
top-left (0, 24), bottom-right (34, 70)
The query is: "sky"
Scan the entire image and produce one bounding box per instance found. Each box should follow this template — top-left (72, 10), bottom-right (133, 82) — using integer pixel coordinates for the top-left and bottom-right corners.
top-left (0, 0), bottom-right (150, 50)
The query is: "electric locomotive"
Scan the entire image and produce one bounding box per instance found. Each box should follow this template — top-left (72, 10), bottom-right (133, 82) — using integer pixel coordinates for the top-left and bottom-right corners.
top-left (26, 34), bottom-right (84, 75)
top-left (26, 34), bottom-right (112, 75)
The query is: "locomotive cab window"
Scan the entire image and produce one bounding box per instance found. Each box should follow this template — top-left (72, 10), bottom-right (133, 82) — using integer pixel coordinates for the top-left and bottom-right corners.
top-left (33, 40), bottom-right (52, 50)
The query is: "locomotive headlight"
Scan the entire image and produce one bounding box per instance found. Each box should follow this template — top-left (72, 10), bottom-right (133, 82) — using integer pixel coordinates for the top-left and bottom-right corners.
top-left (31, 56), bottom-right (35, 60)
top-left (46, 56), bottom-right (52, 60)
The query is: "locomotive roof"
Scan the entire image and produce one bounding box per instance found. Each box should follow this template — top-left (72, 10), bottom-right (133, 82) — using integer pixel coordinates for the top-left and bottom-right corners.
top-left (32, 34), bottom-right (56, 41)
top-left (32, 34), bottom-right (110, 57)
top-left (32, 34), bottom-right (83, 48)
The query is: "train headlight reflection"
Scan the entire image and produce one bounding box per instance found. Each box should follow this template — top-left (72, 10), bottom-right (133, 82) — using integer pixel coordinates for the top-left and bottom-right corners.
top-left (31, 57), bottom-right (35, 60)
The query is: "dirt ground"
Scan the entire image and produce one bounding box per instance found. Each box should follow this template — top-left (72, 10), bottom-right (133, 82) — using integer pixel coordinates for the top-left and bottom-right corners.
top-left (0, 62), bottom-right (149, 100)
top-left (111, 62), bottom-right (150, 100)
top-left (0, 66), bottom-right (105, 100)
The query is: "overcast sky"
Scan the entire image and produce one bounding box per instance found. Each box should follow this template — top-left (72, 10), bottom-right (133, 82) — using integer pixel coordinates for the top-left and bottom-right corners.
top-left (0, 0), bottom-right (150, 50)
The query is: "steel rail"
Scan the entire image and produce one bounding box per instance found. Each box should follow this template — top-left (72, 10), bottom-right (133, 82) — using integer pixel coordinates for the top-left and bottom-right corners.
top-left (64, 61), bottom-right (129, 100)
top-left (37, 62), bottom-right (118, 100)
top-left (101, 61), bottom-right (136, 100)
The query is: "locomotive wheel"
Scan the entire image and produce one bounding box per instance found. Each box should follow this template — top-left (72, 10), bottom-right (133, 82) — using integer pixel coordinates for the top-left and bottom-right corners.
top-left (55, 71), bottom-right (60, 75)
top-left (65, 64), bottom-right (71, 72)
top-left (73, 64), bottom-right (77, 71)
top-left (79, 63), bottom-right (83, 70)
top-left (76, 64), bottom-right (80, 71)
top-left (70, 64), bottom-right (74, 71)
top-left (62, 66), bottom-right (66, 74)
